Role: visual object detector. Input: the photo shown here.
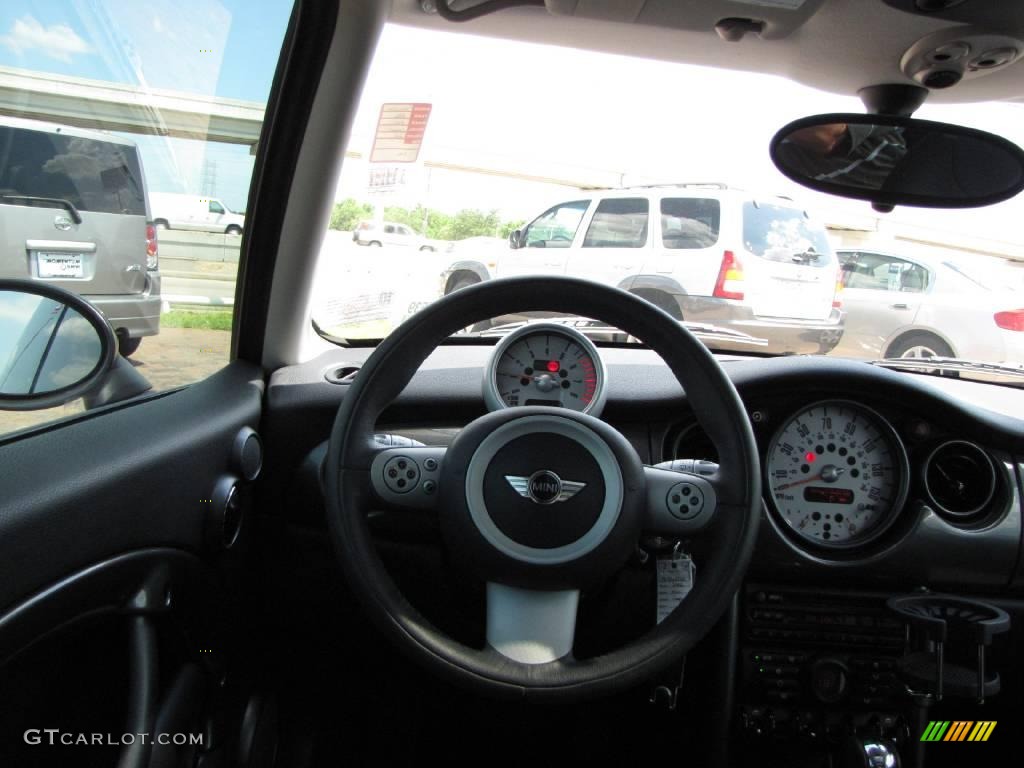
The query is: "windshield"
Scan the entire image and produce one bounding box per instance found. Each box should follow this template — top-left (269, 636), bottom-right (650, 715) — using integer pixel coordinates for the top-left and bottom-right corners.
top-left (310, 24), bottom-right (1024, 372)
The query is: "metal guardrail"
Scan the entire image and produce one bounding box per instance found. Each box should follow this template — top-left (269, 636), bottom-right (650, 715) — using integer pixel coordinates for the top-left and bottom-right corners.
top-left (157, 230), bottom-right (242, 264)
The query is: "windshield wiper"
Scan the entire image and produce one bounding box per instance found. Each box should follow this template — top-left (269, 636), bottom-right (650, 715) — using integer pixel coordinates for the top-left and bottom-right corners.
top-left (791, 250), bottom-right (821, 264)
top-left (0, 194), bottom-right (83, 224)
top-left (869, 357), bottom-right (1024, 386)
top-left (465, 316), bottom-right (769, 348)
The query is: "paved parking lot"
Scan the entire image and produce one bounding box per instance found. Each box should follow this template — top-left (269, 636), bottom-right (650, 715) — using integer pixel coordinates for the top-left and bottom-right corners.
top-left (0, 327), bottom-right (230, 437)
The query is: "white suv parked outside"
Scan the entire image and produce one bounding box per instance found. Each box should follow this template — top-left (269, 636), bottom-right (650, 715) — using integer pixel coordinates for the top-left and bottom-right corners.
top-left (441, 184), bottom-right (844, 354)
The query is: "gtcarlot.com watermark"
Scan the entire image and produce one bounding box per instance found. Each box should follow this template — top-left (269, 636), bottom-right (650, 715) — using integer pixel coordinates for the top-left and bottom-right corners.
top-left (24, 729), bottom-right (203, 747)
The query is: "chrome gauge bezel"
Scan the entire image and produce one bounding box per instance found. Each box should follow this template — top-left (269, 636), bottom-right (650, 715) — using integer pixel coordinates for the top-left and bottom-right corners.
top-left (764, 399), bottom-right (910, 550)
top-left (482, 322), bottom-right (608, 417)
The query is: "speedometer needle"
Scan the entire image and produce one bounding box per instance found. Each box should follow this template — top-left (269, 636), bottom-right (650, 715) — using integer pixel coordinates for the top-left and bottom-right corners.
top-left (774, 475), bottom-right (823, 491)
top-left (774, 465), bottom-right (846, 490)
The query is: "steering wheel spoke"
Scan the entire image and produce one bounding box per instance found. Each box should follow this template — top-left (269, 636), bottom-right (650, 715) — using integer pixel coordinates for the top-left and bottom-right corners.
top-left (369, 446), bottom-right (446, 510)
top-left (486, 582), bottom-right (579, 665)
top-left (643, 465), bottom-right (718, 536)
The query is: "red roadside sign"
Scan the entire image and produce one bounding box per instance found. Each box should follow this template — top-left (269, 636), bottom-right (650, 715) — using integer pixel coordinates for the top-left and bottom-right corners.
top-left (370, 102), bottom-right (432, 163)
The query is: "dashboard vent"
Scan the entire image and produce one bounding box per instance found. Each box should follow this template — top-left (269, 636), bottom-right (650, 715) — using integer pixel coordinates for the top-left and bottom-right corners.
top-left (923, 440), bottom-right (998, 521)
top-left (323, 365), bottom-right (360, 385)
top-left (666, 422), bottom-right (719, 463)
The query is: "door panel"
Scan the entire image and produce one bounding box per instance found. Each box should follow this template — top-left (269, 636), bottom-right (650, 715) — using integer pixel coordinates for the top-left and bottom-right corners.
top-left (0, 362), bottom-right (261, 608)
top-left (0, 362), bottom-right (262, 765)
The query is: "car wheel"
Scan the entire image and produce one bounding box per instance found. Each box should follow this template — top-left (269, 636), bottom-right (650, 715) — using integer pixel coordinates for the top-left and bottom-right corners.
top-left (419, 245), bottom-right (435, 252)
top-left (368, 240), bottom-right (383, 247)
top-left (225, 225), bottom-right (242, 235)
top-left (448, 275), bottom-right (479, 294)
top-left (154, 220), bottom-right (169, 230)
top-left (887, 332), bottom-right (953, 360)
top-left (631, 289), bottom-right (683, 320)
top-left (117, 334), bottom-right (142, 358)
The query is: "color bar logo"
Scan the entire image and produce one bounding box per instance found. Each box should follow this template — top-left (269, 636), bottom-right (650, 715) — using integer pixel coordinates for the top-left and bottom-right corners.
top-left (921, 721), bottom-right (996, 742)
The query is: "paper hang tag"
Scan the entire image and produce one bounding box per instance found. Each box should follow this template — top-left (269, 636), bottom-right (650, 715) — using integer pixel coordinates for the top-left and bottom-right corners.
top-left (656, 553), bottom-right (695, 624)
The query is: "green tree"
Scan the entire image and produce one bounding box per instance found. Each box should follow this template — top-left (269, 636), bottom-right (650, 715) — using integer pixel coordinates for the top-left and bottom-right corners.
top-left (382, 205), bottom-right (422, 234)
top-left (499, 219), bottom-right (525, 238)
top-left (330, 198), bottom-right (373, 231)
top-left (447, 209), bottom-right (502, 240)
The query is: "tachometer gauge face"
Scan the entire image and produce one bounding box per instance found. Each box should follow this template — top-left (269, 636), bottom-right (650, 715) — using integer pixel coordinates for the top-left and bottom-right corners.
top-left (483, 324), bottom-right (607, 416)
top-left (766, 400), bottom-right (908, 548)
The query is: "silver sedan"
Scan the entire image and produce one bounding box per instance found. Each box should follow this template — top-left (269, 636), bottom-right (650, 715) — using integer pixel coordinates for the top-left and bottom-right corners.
top-left (832, 248), bottom-right (1024, 365)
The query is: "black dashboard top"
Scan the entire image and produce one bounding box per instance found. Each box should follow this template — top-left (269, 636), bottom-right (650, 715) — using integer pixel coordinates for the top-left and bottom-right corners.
top-left (264, 346), bottom-right (1024, 593)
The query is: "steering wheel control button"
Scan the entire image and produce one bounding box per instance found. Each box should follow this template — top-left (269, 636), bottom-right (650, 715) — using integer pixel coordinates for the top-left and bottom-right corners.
top-left (383, 456), bottom-right (419, 493)
top-left (424, 457), bottom-right (438, 471)
top-left (668, 482), bottom-right (703, 520)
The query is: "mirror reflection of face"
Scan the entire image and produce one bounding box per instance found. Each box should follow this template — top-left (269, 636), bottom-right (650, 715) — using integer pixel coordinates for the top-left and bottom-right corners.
top-left (0, 291), bottom-right (103, 396)
top-left (787, 124), bottom-right (850, 155)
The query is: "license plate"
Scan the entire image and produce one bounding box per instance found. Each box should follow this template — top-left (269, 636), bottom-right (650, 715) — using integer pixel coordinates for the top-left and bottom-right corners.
top-left (37, 252), bottom-right (84, 278)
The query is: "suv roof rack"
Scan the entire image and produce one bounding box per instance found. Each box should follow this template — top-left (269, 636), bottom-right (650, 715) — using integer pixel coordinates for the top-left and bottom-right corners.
top-left (577, 181), bottom-right (731, 191)
top-left (623, 181), bottom-right (729, 190)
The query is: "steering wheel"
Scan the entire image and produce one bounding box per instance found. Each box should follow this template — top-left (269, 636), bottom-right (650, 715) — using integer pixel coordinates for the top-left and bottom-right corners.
top-left (325, 276), bottom-right (760, 700)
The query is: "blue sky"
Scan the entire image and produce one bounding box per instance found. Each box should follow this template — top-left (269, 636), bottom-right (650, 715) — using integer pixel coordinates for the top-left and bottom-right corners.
top-left (0, 0), bottom-right (291, 100)
top-left (0, 0), bottom-right (292, 210)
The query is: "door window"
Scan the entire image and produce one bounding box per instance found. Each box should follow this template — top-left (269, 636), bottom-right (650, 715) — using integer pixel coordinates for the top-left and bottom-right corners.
top-left (582, 198), bottom-right (649, 248)
top-left (660, 198), bottom-right (720, 249)
top-left (0, 0), bottom-right (293, 439)
top-left (840, 252), bottom-right (930, 292)
top-left (524, 200), bottom-right (590, 248)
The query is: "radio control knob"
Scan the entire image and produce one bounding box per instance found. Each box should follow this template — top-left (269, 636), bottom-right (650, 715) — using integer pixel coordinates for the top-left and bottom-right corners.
top-left (810, 658), bottom-right (849, 703)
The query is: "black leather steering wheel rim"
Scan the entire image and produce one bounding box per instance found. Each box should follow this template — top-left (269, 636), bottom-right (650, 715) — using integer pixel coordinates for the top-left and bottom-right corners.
top-left (325, 276), bottom-right (760, 700)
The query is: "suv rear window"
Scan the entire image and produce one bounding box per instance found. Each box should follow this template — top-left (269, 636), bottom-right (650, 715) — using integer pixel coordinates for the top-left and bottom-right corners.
top-left (660, 197), bottom-right (720, 249)
top-left (743, 202), bottom-right (835, 267)
top-left (583, 198), bottom-right (649, 248)
top-left (0, 126), bottom-right (146, 216)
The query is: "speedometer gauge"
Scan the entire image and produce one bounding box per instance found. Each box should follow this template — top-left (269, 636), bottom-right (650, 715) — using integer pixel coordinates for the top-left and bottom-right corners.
top-left (766, 400), bottom-right (909, 548)
top-left (483, 323), bottom-right (607, 416)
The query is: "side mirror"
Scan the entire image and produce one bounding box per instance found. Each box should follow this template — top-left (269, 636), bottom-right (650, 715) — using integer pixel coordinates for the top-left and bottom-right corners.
top-left (508, 229), bottom-right (523, 250)
top-left (0, 279), bottom-right (151, 412)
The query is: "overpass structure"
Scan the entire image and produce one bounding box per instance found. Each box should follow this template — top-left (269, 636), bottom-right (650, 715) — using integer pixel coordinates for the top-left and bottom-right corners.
top-left (1, 65), bottom-right (1021, 263)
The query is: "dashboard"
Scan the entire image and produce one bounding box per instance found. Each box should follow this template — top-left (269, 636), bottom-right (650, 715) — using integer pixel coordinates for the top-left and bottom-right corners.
top-left (266, 337), bottom-right (1024, 763)
top-left (274, 331), bottom-right (1024, 581)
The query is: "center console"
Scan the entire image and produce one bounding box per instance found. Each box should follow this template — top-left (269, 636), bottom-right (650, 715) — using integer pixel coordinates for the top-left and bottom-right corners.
top-left (738, 584), bottom-right (908, 764)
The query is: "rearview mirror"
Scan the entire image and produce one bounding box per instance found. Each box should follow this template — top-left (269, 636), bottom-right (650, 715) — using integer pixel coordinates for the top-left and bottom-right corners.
top-left (509, 229), bottom-right (523, 249)
top-left (0, 280), bottom-right (151, 411)
top-left (770, 113), bottom-right (1024, 209)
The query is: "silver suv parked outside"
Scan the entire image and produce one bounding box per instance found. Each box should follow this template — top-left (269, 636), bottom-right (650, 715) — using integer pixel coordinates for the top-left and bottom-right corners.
top-left (0, 116), bottom-right (160, 357)
top-left (441, 183), bottom-right (844, 354)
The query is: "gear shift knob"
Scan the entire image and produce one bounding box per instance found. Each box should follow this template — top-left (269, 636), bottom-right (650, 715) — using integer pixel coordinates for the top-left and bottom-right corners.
top-left (842, 738), bottom-right (900, 768)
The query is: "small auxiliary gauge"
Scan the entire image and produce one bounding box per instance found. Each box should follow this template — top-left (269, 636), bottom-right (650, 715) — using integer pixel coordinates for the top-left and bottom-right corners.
top-left (482, 323), bottom-right (607, 417)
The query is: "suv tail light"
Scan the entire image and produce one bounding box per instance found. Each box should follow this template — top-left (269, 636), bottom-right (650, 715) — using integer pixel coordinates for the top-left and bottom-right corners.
top-left (146, 224), bottom-right (159, 270)
top-left (833, 267), bottom-right (844, 309)
top-left (713, 250), bottom-right (745, 300)
top-left (994, 309), bottom-right (1024, 331)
